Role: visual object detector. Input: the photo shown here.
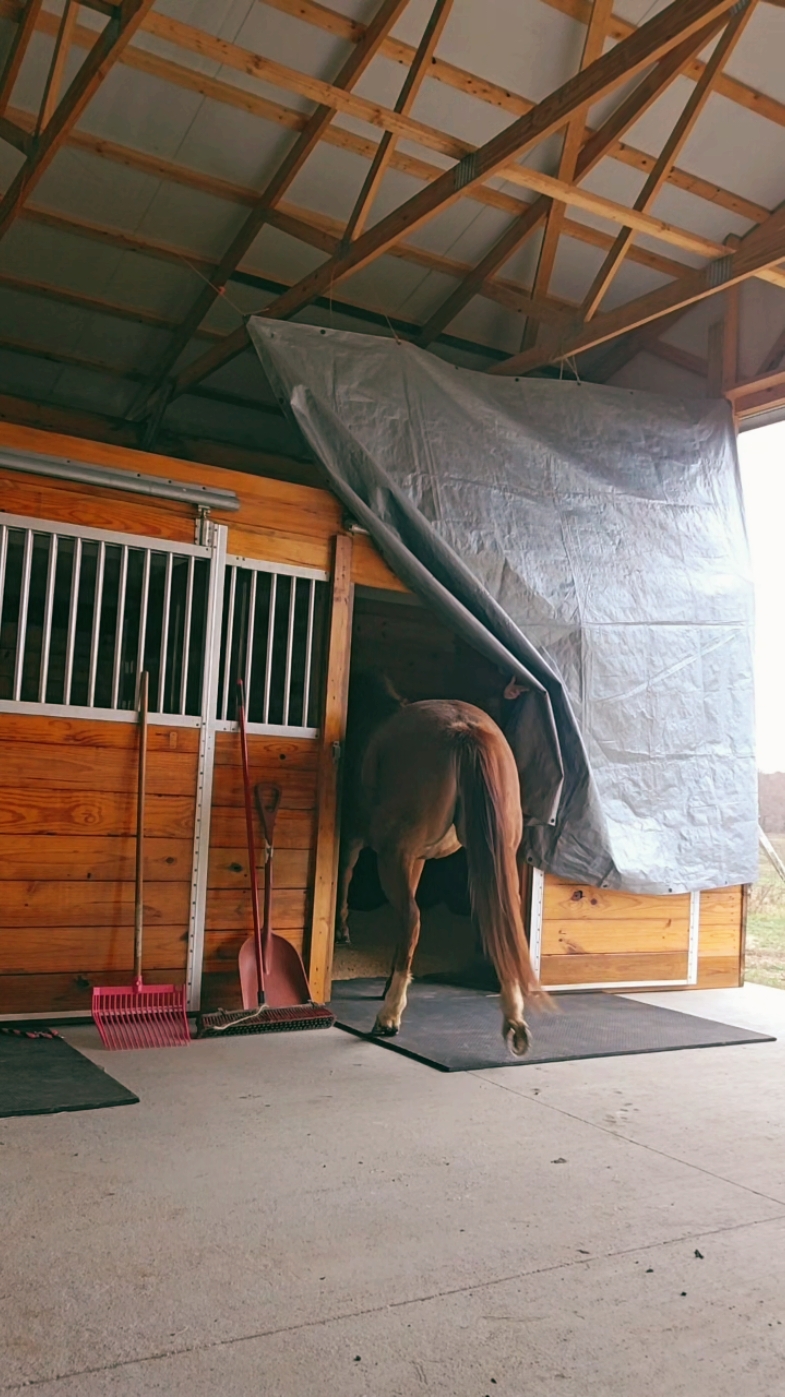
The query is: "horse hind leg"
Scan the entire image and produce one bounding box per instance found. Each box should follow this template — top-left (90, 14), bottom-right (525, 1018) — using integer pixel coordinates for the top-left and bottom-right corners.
top-left (335, 835), bottom-right (363, 946)
top-left (373, 852), bottom-right (424, 1038)
top-left (499, 979), bottom-right (531, 1057)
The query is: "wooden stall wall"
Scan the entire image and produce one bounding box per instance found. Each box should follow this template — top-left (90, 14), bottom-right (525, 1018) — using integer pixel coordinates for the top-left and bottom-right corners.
top-left (0, 420), bottom-right (402, 1017)
top-left (698, 885), bottom-right (745, 988)
top-left (539, 877), bottom-right (692, 988)
top-left (0, 715), bottom-right (196, 1015)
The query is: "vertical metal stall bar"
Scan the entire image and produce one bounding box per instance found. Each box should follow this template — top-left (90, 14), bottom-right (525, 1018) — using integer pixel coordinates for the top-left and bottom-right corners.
top-left (282, 575), bottom-right (297, 727)
top-left (219, 564), bottom-right (236, 720)
top-left (262, 572), bottom-right (277, 724)
top-left (243, 569), bottom-right (257, 711)
top-left (0, 527), bottom-right (7, 628)
top-left (12, 529), bottom-right (33, 701)
top-left (179, 554), bottom-right (195, 716)
top-left (87, 540), bottom-right (105, 708)
top-left (136, 548), bottom-right (151, 688)
top-left (38, 534), bottom-right (58, 703)
top-left (158, 551), bottom-right (173, 713)
top-left (63, 536), bottom-right (82, 705)
top-left (301, 579), bottom-right (316, 727)
top-left (111, 545), bottom-right (128, 710)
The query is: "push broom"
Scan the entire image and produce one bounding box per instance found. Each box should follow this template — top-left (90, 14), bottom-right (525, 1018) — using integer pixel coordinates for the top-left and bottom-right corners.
top-left (198, 681), bottom-right (334, 1037)
top-left (92, 672), bottom-right (191, 1050)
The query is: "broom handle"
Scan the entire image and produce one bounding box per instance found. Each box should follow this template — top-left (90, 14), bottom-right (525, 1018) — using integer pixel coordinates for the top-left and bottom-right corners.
top-left (134, 671), bottom-right (148, 987)
top-left (237, 681), bottom-right (265, 1003)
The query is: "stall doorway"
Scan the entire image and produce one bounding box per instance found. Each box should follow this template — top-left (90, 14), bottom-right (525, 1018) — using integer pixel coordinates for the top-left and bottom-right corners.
top-left (334, 586), bottom-right (521, 983)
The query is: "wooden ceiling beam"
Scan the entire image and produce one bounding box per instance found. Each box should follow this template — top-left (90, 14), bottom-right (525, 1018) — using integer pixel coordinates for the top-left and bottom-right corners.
top-left (170, 0), bottom-right (741, 397)
top-left (490, 203), bottom-right (785, 376)
top-left (0, 0), bottom-right (158, 244)
top-left (4, 4), bottom-right (768, 232)
top-left (128, 0), bottom-right (413, 418)
top-left (0, 0), bottom-right (44, 119)
top-left (342, 0), bottom-right (454, 245)
top-left (261, 0), bottom-right (785, 133)
top-left (539, 0), bottom-right (785, 131)
top-left (36, 0), bottom-right (78, 134)
top-left (6, 103), bottom-right (705, 289)
top-left (580, 1), bottom-right (757, 321)
top-left (518, 0), bottom-right (615, 353)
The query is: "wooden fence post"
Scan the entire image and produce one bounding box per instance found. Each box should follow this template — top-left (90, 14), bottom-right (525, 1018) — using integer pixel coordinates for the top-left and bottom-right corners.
top-left (307, 533), bottom-right (354, 1003)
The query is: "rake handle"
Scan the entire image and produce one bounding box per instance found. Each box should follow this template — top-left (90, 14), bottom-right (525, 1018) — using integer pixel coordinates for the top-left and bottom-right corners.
top-left (134, 671), bottom-right (149, 988)
top-left (237, 680), bottom-right (265, 1003)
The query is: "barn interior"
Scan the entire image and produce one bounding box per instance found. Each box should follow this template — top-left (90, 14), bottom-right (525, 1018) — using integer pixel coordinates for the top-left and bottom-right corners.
top-left (2, 1), bottom-right (785, 1394)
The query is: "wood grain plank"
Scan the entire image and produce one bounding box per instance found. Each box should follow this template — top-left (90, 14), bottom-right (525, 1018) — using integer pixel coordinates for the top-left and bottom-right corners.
top-left (0, 968), bottom-right (185, 1016)
top-left (0, 788), bottom-right (195, 837)
top-left (0, 925), bottom-right (188, 974)
top-left (543, 878), bottom-right (691, 921)
top-left (208, 806), bottom-right (315, 848)
top-left (227, 523), bottom-right (332, 572)
top-left (206, 847), bottom-right (311, 890)
top-left (211, 765), bottom-right (317, 810)
top-left (541, 918), bottom-right (689, 956)
top-left (0, 714), bottom-right (199, 751)
top-left (0, 880), bottom-right (191, 928)
top-left (695, 955), bottom-right (741, 989)
top-left (213, 732), bottom-right (319, 768)
top-left (0, 467), bottom-right (195, 541)
top-left (351, 534), bottom-right (407, 592)
top-left (540, 951), bottom-right (689, 985)
top-left (0, 744), bottom-right (198, 794)
top-left (0, 834), bottom-right (192, 881)
top-left (206, 887), bottom-right (308, 932)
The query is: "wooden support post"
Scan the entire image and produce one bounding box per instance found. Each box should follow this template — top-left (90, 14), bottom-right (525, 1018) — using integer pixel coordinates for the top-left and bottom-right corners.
top-left (308, 533), bottom-right (354, 1004)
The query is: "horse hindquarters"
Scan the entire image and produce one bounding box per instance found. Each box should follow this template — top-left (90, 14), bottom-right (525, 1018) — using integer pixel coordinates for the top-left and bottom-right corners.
top-left (455, 728), bottom-right (541, 1055)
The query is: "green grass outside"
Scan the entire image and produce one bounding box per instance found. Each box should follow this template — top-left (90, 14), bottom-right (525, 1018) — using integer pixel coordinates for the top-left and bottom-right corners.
top-left (746, 833), bottom-right (785, 990)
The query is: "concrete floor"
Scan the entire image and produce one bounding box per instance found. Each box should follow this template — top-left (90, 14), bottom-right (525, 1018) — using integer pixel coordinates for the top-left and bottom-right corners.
top-left (2, 984), bottom-right (784, 1396)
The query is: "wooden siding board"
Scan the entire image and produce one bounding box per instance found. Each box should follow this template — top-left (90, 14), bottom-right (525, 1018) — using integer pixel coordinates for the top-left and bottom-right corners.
top-left (0, 926), bottom-right (188, 974)
top-left (0, 834), bottom-right (192, 881)
top-left (541, 951), bottom-right (689, 985)
top-left (0, 788), bottom-right (195, 837)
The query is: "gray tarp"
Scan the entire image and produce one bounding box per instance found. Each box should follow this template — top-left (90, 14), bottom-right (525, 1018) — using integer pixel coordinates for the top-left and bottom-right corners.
top-left (250, 319), bottom-right (758, 895)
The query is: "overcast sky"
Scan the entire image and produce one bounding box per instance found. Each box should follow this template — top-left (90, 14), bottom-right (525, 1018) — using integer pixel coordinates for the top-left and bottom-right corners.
top-left (738, 420), bottom-right (785, 774)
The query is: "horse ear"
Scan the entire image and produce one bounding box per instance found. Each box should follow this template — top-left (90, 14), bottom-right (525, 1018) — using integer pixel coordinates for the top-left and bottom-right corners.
top-left (503, 676), bottom-right (528, 701)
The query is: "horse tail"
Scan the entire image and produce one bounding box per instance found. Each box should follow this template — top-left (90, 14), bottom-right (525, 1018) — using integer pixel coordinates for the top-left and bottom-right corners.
top-left (454, 725), bottom-right (542, 998)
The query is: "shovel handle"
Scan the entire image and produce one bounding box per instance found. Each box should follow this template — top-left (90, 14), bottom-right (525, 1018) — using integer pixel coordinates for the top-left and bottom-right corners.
top-left (134, 671), bottom-right (148, 986)
top-left (237, 681), bottom-right (265, 1003)
top-left (255, 784), bottom-right (281, 972)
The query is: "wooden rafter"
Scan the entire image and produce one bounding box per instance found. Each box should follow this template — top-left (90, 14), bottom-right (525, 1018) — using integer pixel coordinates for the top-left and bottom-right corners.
top-left (127, 0), bottom-right (412, 418)
top-left (2, 4), bottom-right (769, 233)
top-left (0, 0), bottom-right (158, 244)
top-left (0, 0), bottom-right (44, 118)
top-left (168, 0), bottom-right (742, 399)
top-left (580, 1), bottom-right (758, 322)
top-left (539, 0), bottom-right (785, 131)
top-left (489, 204), bottom-right (785, 377)
top-left (518, 0), bottom-right (614, 353)
top-left (415, 16), bottom-right (724, 348)
top-left (260, 0), bottom-right (785, 134)
top-left (36, 0), bottom-right (79, 134)
top-left (342, 0), bottom-right (454, 245)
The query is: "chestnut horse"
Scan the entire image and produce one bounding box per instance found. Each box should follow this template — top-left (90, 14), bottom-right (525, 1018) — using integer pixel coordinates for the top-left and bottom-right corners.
top-left (337, 674), bottom-right (543, 1055)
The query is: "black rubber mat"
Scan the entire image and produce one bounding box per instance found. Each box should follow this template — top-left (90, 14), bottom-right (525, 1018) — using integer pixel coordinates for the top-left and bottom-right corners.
top-left (329, 978), bottom-right (775, 1072)
top-left (0, 1028), bottom-right (139, 1117)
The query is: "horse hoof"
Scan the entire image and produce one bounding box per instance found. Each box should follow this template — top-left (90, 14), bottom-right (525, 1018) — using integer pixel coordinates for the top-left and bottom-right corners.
top-left (372, 1018), bottom-right (399, 1038)
top-left (505, 1020), bottom-right (531, 1057)
top-left (334, 928), bottom-right (351, 946)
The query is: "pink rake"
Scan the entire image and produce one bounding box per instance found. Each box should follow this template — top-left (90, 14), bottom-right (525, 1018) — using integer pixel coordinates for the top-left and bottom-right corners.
top-left (92, 672), bottom-right (190, 1050)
